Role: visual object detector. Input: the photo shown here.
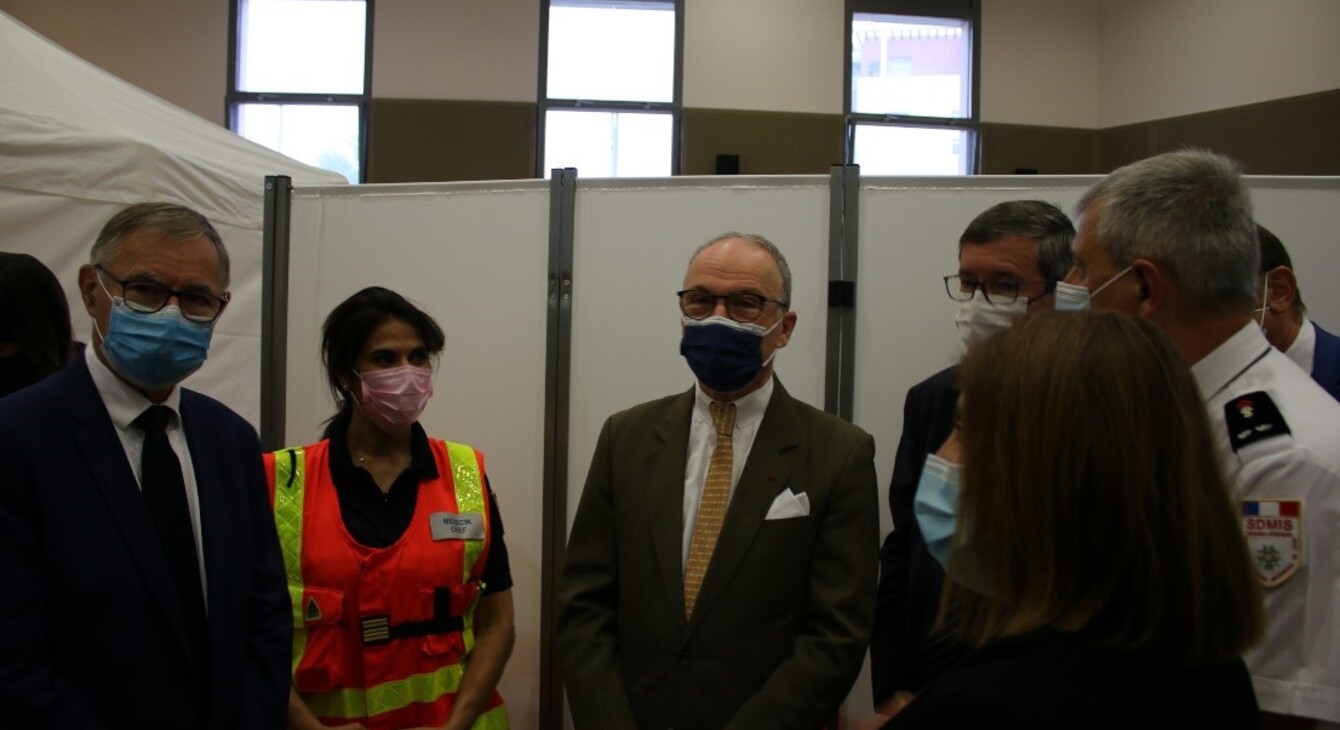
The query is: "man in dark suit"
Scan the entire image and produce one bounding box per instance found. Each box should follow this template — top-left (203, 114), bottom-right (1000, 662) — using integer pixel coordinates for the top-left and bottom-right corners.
top-left (0, 202), bottom-right (291, 729)
top-left (870, 201), bottom-right (1074, 716)
top-left (558, 232), bottom-right (878, 729)
top-left (1256, 223), bottom-right (1340, 401)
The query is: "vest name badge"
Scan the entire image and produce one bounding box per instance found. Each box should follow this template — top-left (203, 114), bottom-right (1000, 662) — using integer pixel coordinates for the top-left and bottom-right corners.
top-left (1242, 499), bottom-right (1303, 588)
top-left (430, 512), bottom-right (485, 541)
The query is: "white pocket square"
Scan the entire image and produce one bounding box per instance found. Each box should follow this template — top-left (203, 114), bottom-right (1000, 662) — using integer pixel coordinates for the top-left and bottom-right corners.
top-left (764, 489), bottom-right (810, 520)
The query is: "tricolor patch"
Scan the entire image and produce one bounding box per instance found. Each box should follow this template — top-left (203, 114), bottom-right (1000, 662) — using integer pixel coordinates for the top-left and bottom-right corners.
top-left (1242, 499), bottom-right (1302, 588)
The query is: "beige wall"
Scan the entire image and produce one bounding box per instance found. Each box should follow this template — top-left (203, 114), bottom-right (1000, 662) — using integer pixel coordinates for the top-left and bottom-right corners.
top-left (1098, 0), bottom-right (1340, 126)
top-left (373, 0), bottom-right (539, 102)
top-left (980, 0), bottom-right (1101, 128)
top-left (1, 0), bottom-right (226, 123)
top-left (7, 0), bottom-right (1340, 131)
top-left (682, 0), bottom-right (844, 114)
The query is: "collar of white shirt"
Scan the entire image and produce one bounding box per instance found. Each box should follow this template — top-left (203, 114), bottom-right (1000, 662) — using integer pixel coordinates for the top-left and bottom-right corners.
top-left (693, 376), bottom-right (774, 432)
top-left (84, 341), bottom-right (182, 431)
top-left (1191, 322), bottom-right (1273, 402)
top-left (1283, 317), bottom-right (1316, 375)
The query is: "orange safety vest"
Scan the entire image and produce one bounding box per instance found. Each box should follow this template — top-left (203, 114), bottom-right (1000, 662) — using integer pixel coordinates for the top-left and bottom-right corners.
top-left (264, 439), bottom-right (508, 730)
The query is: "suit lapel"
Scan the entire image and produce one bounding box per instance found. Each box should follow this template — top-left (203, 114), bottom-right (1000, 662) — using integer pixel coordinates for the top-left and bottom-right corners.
top-left (688, 381), bottom-right (799, 629)
top-left (181, 394), bottom-right (225, 624)
top-left (64, 357), bottom-right (185, 640)
top-left (646, 389), bottom-right (695, 624)
top-left (1310, 322), bottom-right (1340, 393)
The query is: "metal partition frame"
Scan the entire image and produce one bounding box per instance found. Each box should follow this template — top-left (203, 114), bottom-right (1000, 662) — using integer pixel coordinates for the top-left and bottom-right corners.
top-left (541, 168), bottom-right (577, 729)
top-left (259, 174), bottom-right (292, 451)
top-left (826, 164), bottom-right (860, 420)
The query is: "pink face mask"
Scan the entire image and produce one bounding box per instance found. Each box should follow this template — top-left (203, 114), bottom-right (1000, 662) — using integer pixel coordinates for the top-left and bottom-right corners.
top-left (357, 365), bottom-right (433, 433)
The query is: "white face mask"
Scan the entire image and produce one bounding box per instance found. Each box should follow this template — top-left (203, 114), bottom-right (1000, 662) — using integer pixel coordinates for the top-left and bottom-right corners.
top-left (955, 290), bottom-right (1026, 353)
top-left (1053, 265), bottom-right (1133, 312)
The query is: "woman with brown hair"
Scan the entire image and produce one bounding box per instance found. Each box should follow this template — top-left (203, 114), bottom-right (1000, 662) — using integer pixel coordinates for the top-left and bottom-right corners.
top-left (886, 311), bottom-right (1264, 728)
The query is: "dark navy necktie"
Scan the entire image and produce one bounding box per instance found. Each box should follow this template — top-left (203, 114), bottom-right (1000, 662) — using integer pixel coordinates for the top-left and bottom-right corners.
top-left (134, 405), bottom-right (210, 672)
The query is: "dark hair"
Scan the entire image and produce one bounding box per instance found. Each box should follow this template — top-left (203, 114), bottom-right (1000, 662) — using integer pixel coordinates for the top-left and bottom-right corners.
top-left (320, 286), bottom-right (445, 434)
top-left (0, 253), bottom-right (74, 395)
top-left (958, 200), bottom-right (1075, 290)
top-left (1257, 223), bottom-right (1305, 314)
top-left (948, 311), bottom-right (1263, 663)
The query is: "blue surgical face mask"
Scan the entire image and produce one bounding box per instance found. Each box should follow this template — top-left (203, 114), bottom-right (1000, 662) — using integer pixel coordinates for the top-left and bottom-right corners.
top-left (680, 315), bottom-right (780, 394)
top-left (96, 277), bottom-right (213, 390)
top-left (914, 454), bottom-right (961, 570)
top-left (1053, 265), bottom-right (1133, 312)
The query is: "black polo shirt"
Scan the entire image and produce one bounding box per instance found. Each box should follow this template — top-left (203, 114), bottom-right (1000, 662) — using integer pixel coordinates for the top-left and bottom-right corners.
top-left (327, 421), bottom-right (513, 594)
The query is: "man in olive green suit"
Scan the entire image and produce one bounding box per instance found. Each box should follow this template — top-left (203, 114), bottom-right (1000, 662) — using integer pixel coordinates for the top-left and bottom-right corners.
top-left (558, 233), bottom-right (879, 729)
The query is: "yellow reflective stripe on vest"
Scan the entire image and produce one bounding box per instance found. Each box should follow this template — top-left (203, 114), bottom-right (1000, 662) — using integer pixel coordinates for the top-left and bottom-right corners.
top-left (273, 447), bottom-right (309, 674)
top-left (445, 440), bottom-right (485, 656)
top-left (473, 702), bottom-right (510, 729)
top-left (305, 661), bottom-right (466, 719)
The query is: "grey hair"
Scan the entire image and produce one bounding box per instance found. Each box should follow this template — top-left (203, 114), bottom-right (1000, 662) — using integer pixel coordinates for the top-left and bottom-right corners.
top-left (691, 232), bottom-right (792, 307)
top-left (1077, 150), bottom-right (1258, 312)
top-left (958, 200), bottom-right (1075, 288)
top-left (90, 202), bottom-right (231, 287)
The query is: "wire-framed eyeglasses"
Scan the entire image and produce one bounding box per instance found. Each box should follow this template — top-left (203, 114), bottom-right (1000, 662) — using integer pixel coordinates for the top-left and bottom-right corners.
top-left (677, 289), bottom-right (788, 323)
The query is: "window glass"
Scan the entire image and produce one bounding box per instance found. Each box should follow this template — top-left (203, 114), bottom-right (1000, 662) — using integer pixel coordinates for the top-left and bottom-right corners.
top-left (235, 103), bottom-right (361, 183)
top-left (544, 110), bottom-right (673, 177)
top-left (547, 1), bottom-right (676, 103)
top-left (850, 13), bottom-right (971, 118)
top-left (852, 124), bottom-right (972, 175)
top-left (237, 0), bottom-right (367, 94)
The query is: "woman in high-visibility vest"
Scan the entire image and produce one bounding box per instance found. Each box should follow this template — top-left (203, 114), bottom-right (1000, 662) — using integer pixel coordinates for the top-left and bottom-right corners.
top-left (265, 286), bottom-right (513, 730)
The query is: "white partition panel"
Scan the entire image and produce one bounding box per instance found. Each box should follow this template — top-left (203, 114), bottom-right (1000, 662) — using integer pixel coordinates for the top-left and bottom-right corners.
top-left (848, 174), bottom-right (1340, 716)
top-left (285, 180), bottom-right (551, 728)
top-left (276, 172), bottom-right (1338, 727)
top-left (566, 176), bottom-right (834, 527)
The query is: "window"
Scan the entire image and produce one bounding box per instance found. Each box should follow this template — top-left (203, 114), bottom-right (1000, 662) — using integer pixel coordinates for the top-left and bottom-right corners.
top-left (228, 0), bottom-right (371, 183)
top-left (845, 2), bottom-right (979, 175)
top-left (540, 0), bottom-right (682, 177)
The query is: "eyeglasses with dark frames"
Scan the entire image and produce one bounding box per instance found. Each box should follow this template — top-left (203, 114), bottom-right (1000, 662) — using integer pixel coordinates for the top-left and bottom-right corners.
top-left (676, 289), bottom-right (788, 323)
top-left (943, 274), bottom-right (1050, 306)
top-left (96, 265), bottom-right (230, 323)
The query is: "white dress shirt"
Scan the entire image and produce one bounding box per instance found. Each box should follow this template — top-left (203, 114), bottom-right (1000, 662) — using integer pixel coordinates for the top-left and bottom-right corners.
top-left (1193, 323), bottom-right (1340, 723)
top-left (85, 344), bottom-right (208, 598)
top-left (681, 377), bottom-right (774, 567)
top-left (1283, 317), bottom-right (1317, 375)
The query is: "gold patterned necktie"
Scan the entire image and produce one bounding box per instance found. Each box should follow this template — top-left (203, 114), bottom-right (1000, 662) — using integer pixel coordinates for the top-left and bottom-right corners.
top-left (684, 401), bottom-right (736, 619)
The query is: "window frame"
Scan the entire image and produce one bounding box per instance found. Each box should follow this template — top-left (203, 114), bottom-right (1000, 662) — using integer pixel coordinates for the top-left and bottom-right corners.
top-left (537, 0), bottom-right (685, 178)
top-left (226, 0), bottom-right (375, 183)
top-left (844, 0), bottom-right (982, 174)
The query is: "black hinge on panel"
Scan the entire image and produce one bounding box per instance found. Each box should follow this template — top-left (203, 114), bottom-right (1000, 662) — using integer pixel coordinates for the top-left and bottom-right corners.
top-left (828, 280), bottom-right (856, 308)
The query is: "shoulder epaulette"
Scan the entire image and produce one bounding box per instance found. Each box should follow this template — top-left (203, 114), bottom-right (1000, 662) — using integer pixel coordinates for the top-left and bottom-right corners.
top-left (1224, 391), bottom-right (1291, 453)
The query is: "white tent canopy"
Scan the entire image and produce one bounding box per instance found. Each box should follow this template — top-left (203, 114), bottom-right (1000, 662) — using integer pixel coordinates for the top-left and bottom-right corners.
top-left (0, 10), bottom-right (346, 424)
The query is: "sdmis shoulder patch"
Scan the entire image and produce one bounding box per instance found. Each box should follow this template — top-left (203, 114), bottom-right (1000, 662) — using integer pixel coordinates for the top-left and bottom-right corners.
top-left (1224, 391), bottom-right (1291, 453)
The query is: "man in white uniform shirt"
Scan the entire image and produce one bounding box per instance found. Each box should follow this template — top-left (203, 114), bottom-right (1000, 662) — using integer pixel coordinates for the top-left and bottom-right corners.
top-left (1062, 150), bottom-right (1340, 729)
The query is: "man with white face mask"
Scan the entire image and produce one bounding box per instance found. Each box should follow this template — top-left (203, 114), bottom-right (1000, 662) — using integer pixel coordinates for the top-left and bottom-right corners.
top-left (560, 232), bottom-right (878, 729)
top-left (0, 202), bottom-right (290, 728)
top-left (871, 201), bottom-right (1074, 716)
top-left (1066, 150), bottom-right (1340, 730)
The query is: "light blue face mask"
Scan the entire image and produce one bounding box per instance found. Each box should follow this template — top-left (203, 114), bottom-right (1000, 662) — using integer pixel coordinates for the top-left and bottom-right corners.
top-left (914, 454), bottom-right (961, 570)
top-left (96, 277), bottom-right (213, 390)
top-left (1053, 266), bottom-right (1133, 312)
